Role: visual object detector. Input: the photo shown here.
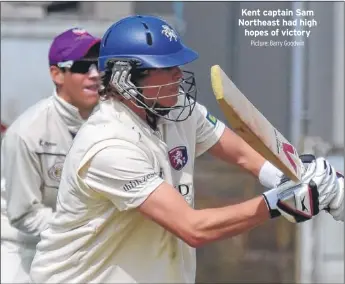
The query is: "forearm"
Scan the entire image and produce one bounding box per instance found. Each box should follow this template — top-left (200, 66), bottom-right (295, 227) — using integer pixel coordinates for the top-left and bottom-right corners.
top-left (11, 206), bottom-right (53, 237)
top-left (234, 142), bottom-right (266, 177)
top-left (209, 128), bottom-right (282, 188)
top-left (208, 127), bottom-right (266, 177)
top-left (189, 196), bottom-right (270, 247)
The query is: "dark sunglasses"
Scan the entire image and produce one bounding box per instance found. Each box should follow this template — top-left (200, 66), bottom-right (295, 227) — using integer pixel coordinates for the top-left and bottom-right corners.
top-left (57, 60), bottom-right (98, 74)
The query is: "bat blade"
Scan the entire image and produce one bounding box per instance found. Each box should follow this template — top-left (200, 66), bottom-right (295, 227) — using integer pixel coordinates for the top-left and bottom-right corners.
top-left (210, 64), bottom-right (304, 182)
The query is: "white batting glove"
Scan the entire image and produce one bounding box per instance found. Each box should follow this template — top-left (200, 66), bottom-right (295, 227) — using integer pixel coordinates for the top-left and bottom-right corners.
top-left (263, 156), bottom-right (338, 223)
top-left (327, 172), bottom-right (344, 222)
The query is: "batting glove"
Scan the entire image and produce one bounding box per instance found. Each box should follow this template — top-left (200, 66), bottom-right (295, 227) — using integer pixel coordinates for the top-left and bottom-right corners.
top-left (263, 156), bottom-right (338, 223)
top-left (327, 172), bottom-right (344, 222)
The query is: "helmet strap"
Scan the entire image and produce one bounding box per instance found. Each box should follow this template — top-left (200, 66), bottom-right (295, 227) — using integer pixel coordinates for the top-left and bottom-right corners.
top-left (145, 110), bottom-right (158, 130)
top-left (144, 103), bottom-right (172, 130)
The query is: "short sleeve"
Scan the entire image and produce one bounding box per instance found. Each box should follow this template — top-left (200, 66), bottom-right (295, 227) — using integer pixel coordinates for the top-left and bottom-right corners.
top-left (83, 140), bottom-right (164, 211)
top-left (194, 103), bottom-right (225, 157)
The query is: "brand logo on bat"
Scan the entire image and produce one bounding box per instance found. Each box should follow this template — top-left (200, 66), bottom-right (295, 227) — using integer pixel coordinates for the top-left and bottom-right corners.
top-left (274, 129), bottom-right (298, 174)
top-left (282, 142), bottom-right (297, 173)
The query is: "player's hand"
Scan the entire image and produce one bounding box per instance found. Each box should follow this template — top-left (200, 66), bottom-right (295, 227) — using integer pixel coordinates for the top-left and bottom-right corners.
top-left (327, 172), bottom-right (344, 222)
top-left (263, 156), bottom-right (338, 223)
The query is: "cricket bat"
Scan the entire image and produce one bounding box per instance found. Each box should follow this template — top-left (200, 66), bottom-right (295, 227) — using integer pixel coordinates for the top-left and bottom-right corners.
top-left (210, 65), bottom-right (304, 182)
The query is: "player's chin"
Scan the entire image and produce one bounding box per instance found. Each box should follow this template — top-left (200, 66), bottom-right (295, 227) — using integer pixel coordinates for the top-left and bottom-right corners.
top-left (82, 87), bottom-right (99, 98)
top-left (159, 96), bottom-right (179, 108)
top-left (80, 90), bottom-right (99, 105)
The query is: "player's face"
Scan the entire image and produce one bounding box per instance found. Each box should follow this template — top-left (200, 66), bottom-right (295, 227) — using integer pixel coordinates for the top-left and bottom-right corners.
top-left (62, 61), bottom-right (100, 113)
top-left (139, 66), bottom-right (183, 107)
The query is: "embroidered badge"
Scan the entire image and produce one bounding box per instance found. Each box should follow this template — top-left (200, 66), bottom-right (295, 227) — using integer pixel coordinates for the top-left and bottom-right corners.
top-left (168, 146), bottom-right (188, 171)
top-left (206, 112), bottom-right (217, 126)
top-left (48, 162), bottom-right (64, 182)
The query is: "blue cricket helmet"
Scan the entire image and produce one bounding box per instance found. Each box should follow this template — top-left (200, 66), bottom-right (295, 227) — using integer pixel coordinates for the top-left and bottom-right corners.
top-left (98, 15), bottom-right (199, 71)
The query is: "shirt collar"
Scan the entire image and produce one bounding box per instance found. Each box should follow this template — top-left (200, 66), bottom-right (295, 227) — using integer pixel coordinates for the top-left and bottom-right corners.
top-left (52, 91), bottom-right (86, 135)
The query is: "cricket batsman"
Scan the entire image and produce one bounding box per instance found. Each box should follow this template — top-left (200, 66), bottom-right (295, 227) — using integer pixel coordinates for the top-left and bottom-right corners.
top-left (30, 15), bottom-right (344, 283)
top-left (1, 28), bottom-right (101, 283)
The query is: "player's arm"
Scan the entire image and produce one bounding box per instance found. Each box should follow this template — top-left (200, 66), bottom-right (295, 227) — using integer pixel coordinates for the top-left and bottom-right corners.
top-left (141, 156), bottom-right (341, 245)
top-left (194, 103), bottom-right (282, 188)
top-left (84, 140), bottom-right (338, 247)
top-left (208, 126), bottom-right (266, 177)
top-left (83, 140), bottom-right (271, 247)
top-left (208, 126), bottom-right (283, 188)
top-left (2, 131), bottom-right (53, 236)
top-left (139, 183), bottom-right (270, 247)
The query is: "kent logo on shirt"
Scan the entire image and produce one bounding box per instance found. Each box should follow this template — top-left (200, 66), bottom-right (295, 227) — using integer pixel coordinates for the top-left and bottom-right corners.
top-left (206, 112), bottom-right (217, 126)
top-left (168, 146), bottom-right (188, 171)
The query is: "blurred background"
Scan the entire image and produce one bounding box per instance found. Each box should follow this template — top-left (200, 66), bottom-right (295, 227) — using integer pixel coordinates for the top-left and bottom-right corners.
top-left (1, 1), bottom-right (344, 283)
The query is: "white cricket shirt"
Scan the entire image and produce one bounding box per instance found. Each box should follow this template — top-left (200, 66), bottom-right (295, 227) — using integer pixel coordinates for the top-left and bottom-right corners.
top-left (30, 98), bottom-right (225, 283)
top-left (1, 92), bottom-right (87, 245)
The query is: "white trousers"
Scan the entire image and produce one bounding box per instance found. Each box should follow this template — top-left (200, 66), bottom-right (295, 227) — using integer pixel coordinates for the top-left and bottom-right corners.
top-left (1, 240), bottom-right (36, 283)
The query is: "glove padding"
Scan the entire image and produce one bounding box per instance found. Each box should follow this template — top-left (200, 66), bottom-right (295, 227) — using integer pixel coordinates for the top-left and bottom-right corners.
top-left (327, 172), bottom-right (344, 222)
top-left (263, 156), bottom-right (339, 223)
top-left (262, 154), bottom-right (315, 219)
